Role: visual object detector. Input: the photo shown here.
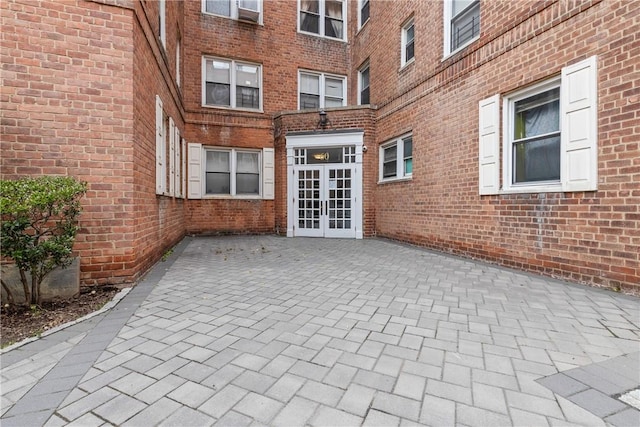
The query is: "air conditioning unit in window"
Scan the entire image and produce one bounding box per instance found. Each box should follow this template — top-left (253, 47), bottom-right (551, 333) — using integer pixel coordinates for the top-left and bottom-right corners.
top-left (237, 0), bottom-right (260, 23)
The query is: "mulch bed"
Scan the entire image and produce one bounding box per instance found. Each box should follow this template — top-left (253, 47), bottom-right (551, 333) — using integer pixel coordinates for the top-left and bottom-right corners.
top-left (1, 285), bottom-right (121, 348)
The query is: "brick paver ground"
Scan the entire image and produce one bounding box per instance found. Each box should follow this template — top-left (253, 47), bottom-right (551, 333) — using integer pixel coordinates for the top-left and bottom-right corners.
top-left (1, 236), bottom-right (639, 426)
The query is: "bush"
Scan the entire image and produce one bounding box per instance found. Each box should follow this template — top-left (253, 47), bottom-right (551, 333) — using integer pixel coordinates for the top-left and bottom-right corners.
top-left (1, 176), bottom-right (87, 306)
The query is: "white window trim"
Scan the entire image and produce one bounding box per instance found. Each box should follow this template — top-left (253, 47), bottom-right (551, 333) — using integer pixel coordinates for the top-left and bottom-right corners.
top-left (202, 56), bottom-right (263, 112)
top-left (298, 70), bottom-right (347, 110)
top-left (297, 0), bottom-right (347, 41)
top-left (155, 95), bottom-right (166, 195)
top-left (358, 0), bottom-right (370, 30)
top-left (443, 0), bottom-right (480, 59)
top-left (401, 18), bottom-right (415, 68)
top-left (358, 61), bottom-right (370, 105)
top-left (159, 0), bottom-right (166, 48)
top-left (502, 77), bottom-right (562, 194)
top-left (201, 0), bottom-right (263, 24)
top-left (187, 146), bottom-right (274, 200)
top-left (379, 133), bottom-right (413, 183)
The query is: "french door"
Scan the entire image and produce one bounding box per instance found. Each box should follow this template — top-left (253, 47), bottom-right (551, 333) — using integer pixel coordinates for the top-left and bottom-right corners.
top-left (294, 165), bottom-right (355, 238)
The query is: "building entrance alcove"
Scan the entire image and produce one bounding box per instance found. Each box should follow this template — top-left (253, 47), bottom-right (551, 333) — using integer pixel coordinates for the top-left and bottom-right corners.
top-left (286, 131), bottom-right (364, 239)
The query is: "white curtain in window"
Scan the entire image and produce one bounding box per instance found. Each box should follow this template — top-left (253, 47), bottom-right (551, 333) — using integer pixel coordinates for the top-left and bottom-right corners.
top-left (300, 0), bottom-right (319, 33)
top-left (300, 74), bottom-right (320, 94)
top-left (236, 64), bottom-right (258, 88)
top-left (237, 152), bottom-right (259, 173)
top-left (207, 151), bottom-right (230, 172)
top-left (325, 0), bottom-right (343, 38)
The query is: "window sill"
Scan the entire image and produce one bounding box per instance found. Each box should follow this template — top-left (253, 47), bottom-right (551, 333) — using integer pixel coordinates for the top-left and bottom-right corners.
top-left (442, 35), bottom-right (479, 61)
top-left (400, 58), bottom-right (415, 71)
top-left (297, 30), bottom-right (347, 43)
top-left (500, 183), bottom-right (562, 194)
top-left (201, 11), bottom-right (264, 26)
top-left (202, 104), bottom-right (264, 114)
top-left (203, 195), bottom-right (263, 200)
top-left (378, 176), bottom-right (412, 185)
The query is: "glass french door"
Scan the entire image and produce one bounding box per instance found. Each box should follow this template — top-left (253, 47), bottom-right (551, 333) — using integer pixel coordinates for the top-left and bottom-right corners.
top-left (294, 165), bottom-right (355, 238)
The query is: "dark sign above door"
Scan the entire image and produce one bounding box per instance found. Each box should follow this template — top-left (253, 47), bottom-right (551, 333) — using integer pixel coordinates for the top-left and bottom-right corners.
top-left (307, 147), bottom-right (343, 164)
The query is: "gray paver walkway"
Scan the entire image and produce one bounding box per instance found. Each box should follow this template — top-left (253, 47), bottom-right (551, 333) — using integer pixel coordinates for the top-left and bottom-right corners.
top-left (1, 236), bottom-right (639, 426)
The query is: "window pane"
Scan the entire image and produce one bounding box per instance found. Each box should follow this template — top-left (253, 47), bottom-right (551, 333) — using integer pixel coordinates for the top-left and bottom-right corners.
top-left (453, 0), bottom-right (475, 16)
top-left (403, 137), bottom-right (412, 158)
top-left (325, 0), bottom-right (343, 19)
top-left (300, 0), bottom-right (319, 13)
top-left (236, 173), bottom-right (260, 194)
top-left (360, 0), bottom-right (370, 24)
top-left (383, 160), bottom-right (397, 178)
top-left (206, 151), bottom-right (230, 172)
top-left (514, 88), bottom-right (560, 139)
top-left (236, 152), bottom-right (259, 173)
top-left (406, 40), bottom-right (414, 62)
top-left (206, 172), bottom-right (230, 194)
top-left (206, 82), bottom-right (231, 106)
top-left (236, 64), bottom-right (259, 88)
top-left (300, 74), bottom-right (320, 94)
top-left (361, 67), bottom-right (370, 88)
top-left (406, 24), bottom-right (414, 43)
top-left (236, 86), bottom-right (260, 109)
top-left (206, 0), bottom-right (231, 16)
top-left (325, 18), bottom-right (343, 38)
top-left (325, 77), bottom-right (343, 97)
top-left (239, 0), bottom-right (259, 11)
top-left (451, 0), bottom-right (480, 50)
top-left (360, 86), bottom-right (370, 105)
top-left (301, 13), bottom-right (319, 33)
top-left (404, 158), bottom-right (413, 175)
top-left (324, 97), bottom-right (343, 108)
top-left (384, 145), bottom-right (397, 162)
top-left (513, 135), bottom-right (560, 183)
top-left (206, 60), bottom-right (230, 83)
top-left (300, 94), bottom-right (320, 109)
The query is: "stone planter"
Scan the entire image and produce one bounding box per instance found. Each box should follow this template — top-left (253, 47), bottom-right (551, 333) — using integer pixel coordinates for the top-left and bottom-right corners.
top-left (1, 258), bottom-right (80, 304)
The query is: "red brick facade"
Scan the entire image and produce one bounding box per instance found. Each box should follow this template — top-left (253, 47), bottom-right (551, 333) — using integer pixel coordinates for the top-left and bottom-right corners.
top-left (1, 1), bottom-right (638, 292)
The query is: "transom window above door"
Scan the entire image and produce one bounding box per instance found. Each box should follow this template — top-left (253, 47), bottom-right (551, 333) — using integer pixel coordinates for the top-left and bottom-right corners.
top-left (299, 0), bottom-right (346, 40)
top-left (299, 71), bottom-right (346, 110)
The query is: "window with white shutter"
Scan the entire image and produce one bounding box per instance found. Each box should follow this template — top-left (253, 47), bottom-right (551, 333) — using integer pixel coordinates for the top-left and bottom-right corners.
top-left (155, 95), bottom-right (166, 195)
top-left (481, 56), bottom-right (598, 195)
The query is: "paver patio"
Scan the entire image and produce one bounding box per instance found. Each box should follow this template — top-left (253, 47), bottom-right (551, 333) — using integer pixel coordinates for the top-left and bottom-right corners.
top-left (1, 236), bottom-right (639, 426)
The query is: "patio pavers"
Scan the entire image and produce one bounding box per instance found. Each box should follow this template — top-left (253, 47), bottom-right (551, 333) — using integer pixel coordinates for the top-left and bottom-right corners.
top-left (1, 235), bottom-right (639, 426)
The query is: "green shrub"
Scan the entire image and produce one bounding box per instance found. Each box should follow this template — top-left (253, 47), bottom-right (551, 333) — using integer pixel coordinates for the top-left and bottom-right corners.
top-left (1, 176), bottom-right (87, 306)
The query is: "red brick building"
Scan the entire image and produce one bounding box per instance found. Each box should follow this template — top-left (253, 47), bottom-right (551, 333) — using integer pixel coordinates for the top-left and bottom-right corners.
top-left (1, 0), bottom-right (638, 292)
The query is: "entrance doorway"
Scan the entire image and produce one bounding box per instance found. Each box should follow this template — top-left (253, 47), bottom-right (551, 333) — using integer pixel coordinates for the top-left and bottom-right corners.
top-left (286, 131), bottom-right (364, 239)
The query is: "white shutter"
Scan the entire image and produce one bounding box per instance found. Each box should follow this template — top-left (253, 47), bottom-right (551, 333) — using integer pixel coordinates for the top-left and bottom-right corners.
top-left (188, 143), bottom-right (203, 199)
top-left (155, 95), bottom-right (165, 195)
top-left (174, 130), bottom-right (182, 198)
top-left (262, 147), bottom-right (274, 200)
top-left (478, 94), bottom-right (500, 195)
top-left (169, 118), bottom-right (175, 197)
top-left (561, 56), bottom-right (598, 192)
top-left (181, 138), bottom-right (186, 199)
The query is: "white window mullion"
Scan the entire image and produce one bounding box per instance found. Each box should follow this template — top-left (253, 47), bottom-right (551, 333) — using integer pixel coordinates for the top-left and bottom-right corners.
top-left (230, 150), bottom-right (237, 196)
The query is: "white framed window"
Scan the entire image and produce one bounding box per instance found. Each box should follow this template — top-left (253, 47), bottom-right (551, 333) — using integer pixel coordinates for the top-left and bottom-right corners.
top-left (443, 0), bottom-right (480, 56)
top-left (380, 134), bottom-right (413, 182)
top-left (358, 62), bottom-right (370, 105)
top-left (298, 71), bottom-right (346, 110)
top-left (479, 56), bottom-right (598, 195)
top-left (299, 0), bottom-right (346, 40)
top-left (401, 18), bottom-right (415, 67)
top-left (202, 0), bottom-right (262, 23)
top-left (203, 57), bottom-right (262, 111)
top-left (358, 0), bottom-right (370, 29)
top-left (159, 0), bottom-right (166, 48)
top-left (187, 145), bottom-right (274, 199)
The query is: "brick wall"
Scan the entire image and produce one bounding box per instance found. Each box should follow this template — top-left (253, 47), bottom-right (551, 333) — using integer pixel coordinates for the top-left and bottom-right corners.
top-left (366, 0), bottom-right (639, 292)
top-left (0, 0), bottom-right (136, 285)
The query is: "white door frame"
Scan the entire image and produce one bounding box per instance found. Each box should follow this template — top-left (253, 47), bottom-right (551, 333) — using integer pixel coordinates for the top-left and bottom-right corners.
top-left (286, 131), bottom-right (364, 239)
